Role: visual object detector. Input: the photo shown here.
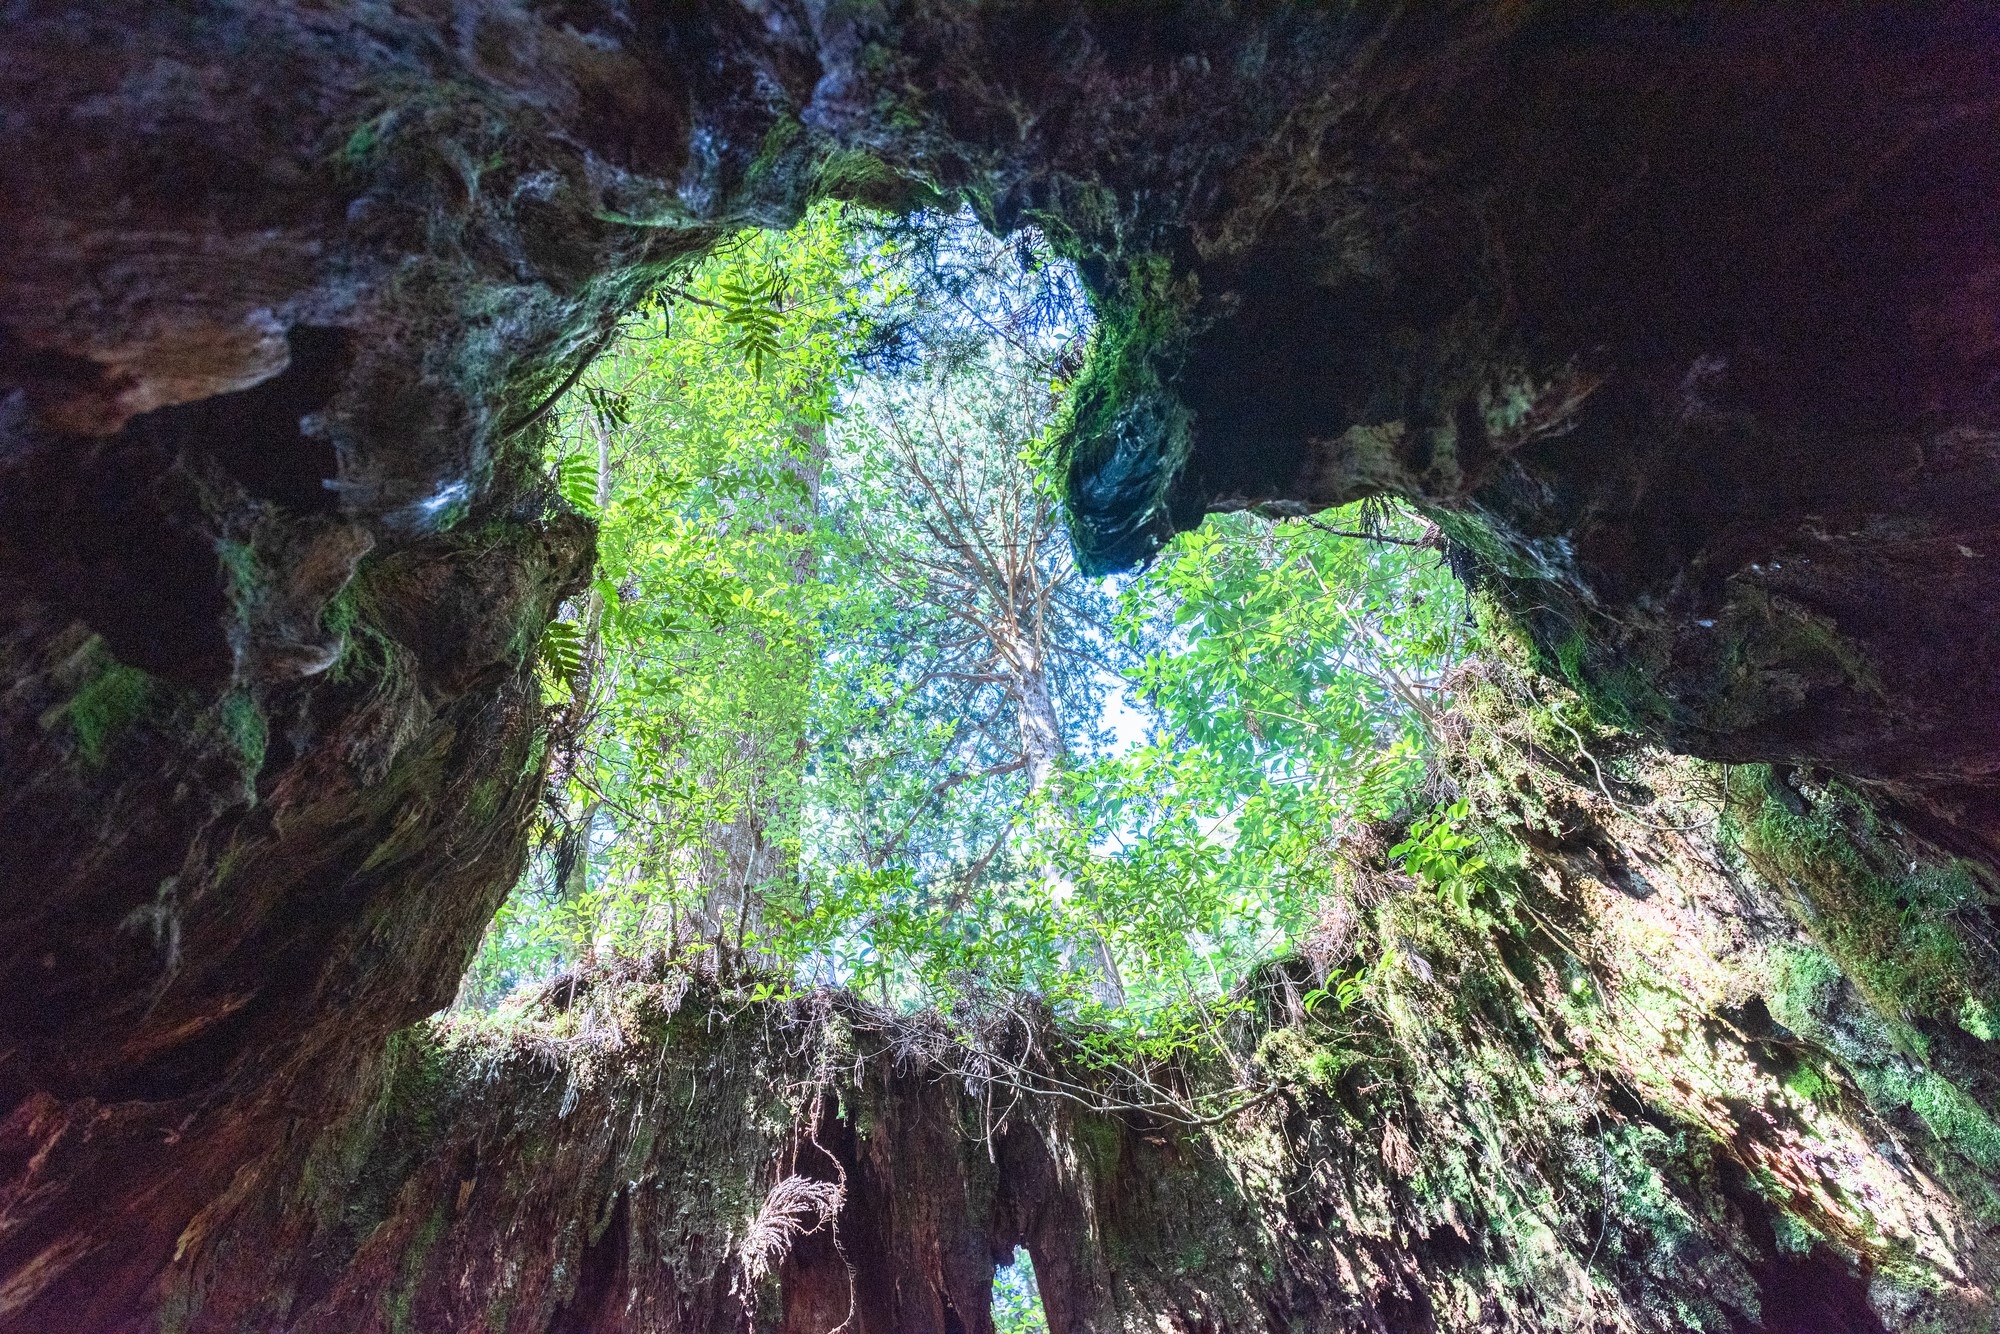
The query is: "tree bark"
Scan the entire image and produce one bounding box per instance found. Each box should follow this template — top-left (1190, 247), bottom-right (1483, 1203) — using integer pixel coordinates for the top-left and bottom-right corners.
top-left (6, 4), bottom-right (2000, 1328)
top-left (1012, 660), bottom-right (1066, 797)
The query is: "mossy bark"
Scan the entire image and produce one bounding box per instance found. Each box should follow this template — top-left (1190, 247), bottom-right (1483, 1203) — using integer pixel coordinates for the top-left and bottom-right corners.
top-left (7, 4), bottom-right (2000, 1330)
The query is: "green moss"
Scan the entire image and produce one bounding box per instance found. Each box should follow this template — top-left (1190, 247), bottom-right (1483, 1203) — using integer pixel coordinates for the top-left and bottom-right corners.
top-left (1532, 625), bottom-right (1671, 733)
top-left (463, 775), bottom-right (507, 827)
top-left (1428, 520), bottom-right (1673, 733)
top-left (1727, 585), bottom-right (1884, 701)
top-left (1554, 630), bottom-right (1588, 687)
top-left (1764, 936), bottom-right (2000, 1208)
top-left (1766, 941), bottom-right (1845, 1030)
top-left (216, 538), bottom-right (258, 597)
top-left (1254, 1025), bottom-right (1363, 1099)
top-left (52, 652), bottom-right (157, 767)
top-left (218, 690), bottom-right (268, 780)
top-left (1734, 769), bottom-right (1994, 1032)
top-left (322, 583), bottom-right (360, 641)
top-left (1784, 1062), bottom-right (1832, 1105)
top-left (814, 148), bottom-right (922, 211)
top-left (1051, 255), bottom-right (1201, 572)
top-left (1769, 1209), bottom-right (1818, 1256)
top-left (1072, 1113), bottom-right (1124, 1171)
top-left (1906, 1074), bottom-right (2000, 1172)
top-left (338, 109), bottom-right (397, 169)
top-left (386, 1204), bottom-right (448, 1334)
top-left (748, 115), bottom-right (802, 181)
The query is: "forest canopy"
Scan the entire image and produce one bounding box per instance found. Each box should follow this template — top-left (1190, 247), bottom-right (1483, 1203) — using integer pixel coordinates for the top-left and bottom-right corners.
top-left (463, 203), bottom-right (1473, 1043)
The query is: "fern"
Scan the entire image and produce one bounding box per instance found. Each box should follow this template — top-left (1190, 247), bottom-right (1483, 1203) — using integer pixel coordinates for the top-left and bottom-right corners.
top-left (581, 382), bottom-right (631, 429)
top-left (556, 451), bottom-right (600, 514)
top-left (540, 618), bottom-right (585, 681)
top-left (718, 272), bottom-right (787, 378)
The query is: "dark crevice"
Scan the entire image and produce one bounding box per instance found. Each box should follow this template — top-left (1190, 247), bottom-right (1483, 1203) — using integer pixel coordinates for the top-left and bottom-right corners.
top-left (0, 327), bottom-right (108, 429)
top-left (1746, 1247), bottom-right (1887, 1334)
top-left (136, 325), bottom-right (349, 515)
top-left (547, 1189), bottom-right (631, 1334)
top-left (0, 326), bottom-right (352, 687)
top-left (0, 428), bottom-right (230, 683)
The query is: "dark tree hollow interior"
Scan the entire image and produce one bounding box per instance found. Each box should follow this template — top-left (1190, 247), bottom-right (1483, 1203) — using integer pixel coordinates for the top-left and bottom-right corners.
top-left (4, 4), bottom-right (2000, 1331)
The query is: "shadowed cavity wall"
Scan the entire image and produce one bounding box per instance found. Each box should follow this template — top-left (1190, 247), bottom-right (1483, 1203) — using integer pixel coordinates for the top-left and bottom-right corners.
top-left (3, 3), bottom-right (2000, 1330)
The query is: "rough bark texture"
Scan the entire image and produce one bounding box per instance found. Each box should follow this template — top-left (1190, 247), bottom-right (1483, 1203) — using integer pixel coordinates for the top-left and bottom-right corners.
top-left (5, 3), bottom-right (2000, 1331)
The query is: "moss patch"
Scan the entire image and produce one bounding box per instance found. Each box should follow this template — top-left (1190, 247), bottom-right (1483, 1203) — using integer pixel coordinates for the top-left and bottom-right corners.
top-left (1052, 255), bottom-right (1200, 573)
top-left (218, 690), bottom-right (268, 781)
top-left (1732, 768), bottom-right (1995, 1035)
top-left (49, 648), bottom-right (157, 767)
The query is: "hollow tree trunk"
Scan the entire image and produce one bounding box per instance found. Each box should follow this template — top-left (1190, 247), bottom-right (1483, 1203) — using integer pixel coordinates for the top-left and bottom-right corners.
top-left (6, 4), bottom-right (2000, 1329)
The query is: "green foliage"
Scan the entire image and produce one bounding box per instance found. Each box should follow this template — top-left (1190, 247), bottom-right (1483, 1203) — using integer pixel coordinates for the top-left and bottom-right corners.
top-left (468, 206), bottom-right (1478, 1058)
top-left (555, 451), bottom-right (601, 515)
top-left (538, 619), bottom-right (585, 684)
top-left (1304, 948), bottom-right (1401, 1019)
top-left (467, 203), bottom-right (878, 1003)
top-left (715, 269), bottom-right (787, 379)
top-left (51, 646), bottom-right (155, 767)
top-left (1391, 800), bottom-right (1491, 917)
top-left (991, 1249), bottom-right (1048, 1334)
top-left (1030, 507), bottom-right (1468, 1011)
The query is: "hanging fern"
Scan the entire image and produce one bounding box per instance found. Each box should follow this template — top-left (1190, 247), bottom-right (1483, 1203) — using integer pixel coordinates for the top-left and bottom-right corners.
top-left (581, 382), bottom-right (631, 430)
top-left (556, 451), bottom-right (600, 514)
top-left (718, 271), bottom-right (787, 378)
top-left (540, 618), bottom-right (586, 681)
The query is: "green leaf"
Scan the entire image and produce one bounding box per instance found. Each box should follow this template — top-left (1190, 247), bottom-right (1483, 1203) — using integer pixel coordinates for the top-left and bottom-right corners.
top-left (557, 451), bottom-right (600, 514)
top-left (540, 618), bottom-right (585, 681)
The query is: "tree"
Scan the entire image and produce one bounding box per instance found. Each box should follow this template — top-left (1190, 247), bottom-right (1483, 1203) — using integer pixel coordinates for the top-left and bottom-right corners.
top-left (463, 205), bottom-right (881, 1000)
top-left (1040, 504), bottom-right (1469, 1012)
top-left (467, 206), bottom-right (1472, 1023)
top-left (798, 337), bottom-right (1135, 1003)
top-left (811, 343), bottom-right (1111, 873)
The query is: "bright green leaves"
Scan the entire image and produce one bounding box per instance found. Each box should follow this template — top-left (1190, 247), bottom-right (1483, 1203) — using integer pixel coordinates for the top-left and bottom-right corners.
top-left (991, 1250), bottom-right (1049, 1334)
top-left (1304, 947), bottom-right (1401, 1018)
top-left (466, 204), bottom-right (887, 1005)
top-left (539, 618), bottom-right (585, 683)
top-left (1389, 799), bottom-right (1490, 916)
top-left (555, 451), bottom-right (600, 515)
top-left (716, 269), bottom-right (787, 379)
top-left (471, 205), bottom-right (1483, 1050)
top-left (1035, 504), bottom-right (1470, 1010)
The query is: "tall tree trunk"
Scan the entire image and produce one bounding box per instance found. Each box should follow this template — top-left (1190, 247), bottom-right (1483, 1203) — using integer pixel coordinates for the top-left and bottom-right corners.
top-left (1013, 658), bottom-right (1066, 796)
top-left (695, 416), bottom-right (825, 961)
top-left (1008, 654), bottom-right (1124, 1006)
